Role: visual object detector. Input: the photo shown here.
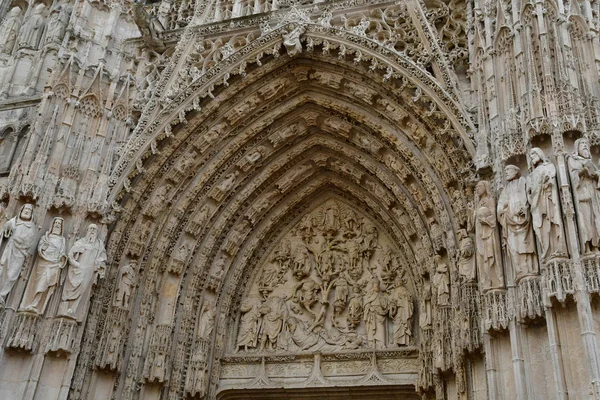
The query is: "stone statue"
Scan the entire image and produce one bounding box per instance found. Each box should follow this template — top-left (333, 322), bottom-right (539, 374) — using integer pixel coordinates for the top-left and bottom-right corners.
top-left (20, 217), bottom-right (67, 314)
top-left (18, 4), bottom-right (46, 49)
top-left (44, 1), bottom-right (72, 44)
top-left (144, 185), bottom-right (170, 218)
top-left (388, 275), bottom-right (413, 346)
top-left (497, 165), bottom-right (538, 280)
top-left (283, 25), bottom-right (305, 56)
top-left (432, 256), bottom-right (450, 306)
top-left (57, 224), bottom-right (107, 322)
top-left (237, 296), bottom-right (261, 351)
top-left (347, 288), bottom-right (363, 329)
top-left (568, 138), bottom-right (600, 253)
top-left (363, 276), bottom-right (387, 348)
top-left (527, 148), bottom-right (567, 261)
top-left (259, 296), bottom-right (287, 351)
top-left (0, 7), bottom-right (22, 55)
top-left (0, 204), bottom-right (37, 304)
top-left (474, 181), bottom-right (505, 291)
top-left (457, 229), bottom-right (476, 283)
top-left (198, 301), bottom-right (216, 339)
top-left (114, 261), bottom-right (137, 309)
top-left (419, 279), bottom-right (432, 329)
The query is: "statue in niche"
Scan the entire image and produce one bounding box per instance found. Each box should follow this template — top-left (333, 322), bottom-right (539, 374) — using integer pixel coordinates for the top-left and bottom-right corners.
top-left (347, 288), bottom-right (363, 329)
top-left (44, 0), bottom-right (71, 44)
top-left (432, 256), bottom-right (450, 306)
top-left (20, 217), bottom-right (67, 314)
top-left (388, 273), bottom-right (413, 346)
top-left (187, 204), bottom-right (211, 236)
top-left (527, 148), bottom-right (568, 260)
top-left (57, 224), bottom-right (107, 322)
top-left (429, 218), bottom-right (446, 253)
top-left (18, 4), bottom-right (45, 49)
top-left (419, 279), bottom-right (432, 329)
top-left (497, 165), bottom-right (538, 280)
top-left (258, 296), bottom-right (287, 351)
top-left (474, 180), bottom-right (505, 290)
top-left (363, 276), bottom-right (388, 348)
top-left (114, 261), bottom-right (137, 309)
top-left (568, 138), bottom-right (600, 253)
top-left (198, 301), bottom-right (215, 339)
top-left (236, 295), bottom-right (261, 351)
top-left (213, 171), bottom-right (239, 201)
top-left (0, 204), bottom-right (37, 304)
top-left (0, 7), bottom-right (22, 55)
top-left (457, 229), bottom-right (476, 284)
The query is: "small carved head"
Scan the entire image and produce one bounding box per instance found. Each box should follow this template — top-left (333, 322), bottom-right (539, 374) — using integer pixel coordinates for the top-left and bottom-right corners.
top-left (575, 138), bottom-right (591, 159)
top-left (86, 224), bottom-right (99, 242)
top-left (20, 203), bottom-right (33, 221)
top-left (529, 147), bottom-right (546, 167)
top-left (51, 217), bottom-right (64, 235)
top-left (504, 165), bottom-right (521, 181)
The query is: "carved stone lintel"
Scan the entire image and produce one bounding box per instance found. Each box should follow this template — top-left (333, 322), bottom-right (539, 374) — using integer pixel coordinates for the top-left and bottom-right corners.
top-left (482, 289), bottom-right (510, 332)
top-left (45, 317), bottom-right (79, 355)
top-left (5, 312), bottom-right (40, 352)
top-left (542, 256), bottom-right (575, 304)
top-left (516, 275), bottom-right (544, 323)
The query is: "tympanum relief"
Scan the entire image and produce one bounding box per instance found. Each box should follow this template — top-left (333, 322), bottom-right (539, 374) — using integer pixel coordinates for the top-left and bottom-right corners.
top-left (235, 199), bottom-right (415, 354)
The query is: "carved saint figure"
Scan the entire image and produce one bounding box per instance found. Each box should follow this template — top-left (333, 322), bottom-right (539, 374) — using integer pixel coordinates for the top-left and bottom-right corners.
top-left (259, 296), bottom-right (287, 350)
top-left (527, 148), bottom-right (567, 260)
top-left (20, 217), bottom-right (66, 314)
top-left (568, 138), bottom-right (600, 253)
top-left (363, 276), bottom-right (388, 348)
top-left (474, 181), bottom-right (505, 290)
top-left (0, 204), bottom-right (37, 304)
top-left (144, 185), bottom-right (170, 218)
top-left (198, 301), bottom-right (215, 339)
top-left (419, 280), bottom-right (432, 329)
top-left (283, 25), bottom-right (305, 56)
top-left (237, 296), bottom-right (261, 351)
top-left (432, 256), bottom-right (450, 306)
top-left (114, 261), bottom-right (136, 309)
top-left (347, 289), bottom-right (363, 329)
top-left (58, 224), bottom-right (107, 322)
top-left (0, 7), bottom-right (22, 55)
top-left (457, 230), bottom-right (476, 283)
top-left (19, 4), bottom-right (45, 49)
top-left (44, 1), bottom-right (71, 44)
top-left (497, 165), bottom-right (538, 280)
top-left (388, 275), bottom-right (413, 346)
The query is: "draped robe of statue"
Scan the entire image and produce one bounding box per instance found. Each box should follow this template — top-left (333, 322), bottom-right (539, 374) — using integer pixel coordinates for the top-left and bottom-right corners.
top-left (497, 168), bottom-right (538, 281)
top-left (0, 205), bottom-right (36, 302)
top-left (58, 226), bottom-right (106, 322)
top-left (44, 3), bottom-right (71, 44)
top-left (568, 138), bottom-right (600, 253)
top-left (363, 277), bottom-right (387, 348)
top-left (18, 4), bottom-right (45, 49)
top-left (474, 181), bottom-right (505, 290)
top-left (527, 148), bottom-right (567, 261)
top-left (20, 218), bottom-right (66, 314)
top-left (388, 282), bottom-right (413, 346)
top-left (0, 7), bottom-right (22, 55)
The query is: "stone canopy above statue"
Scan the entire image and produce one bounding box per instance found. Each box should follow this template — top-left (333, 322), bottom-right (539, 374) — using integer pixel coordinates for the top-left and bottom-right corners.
top-left (235, 199), bottom-right (415, 354)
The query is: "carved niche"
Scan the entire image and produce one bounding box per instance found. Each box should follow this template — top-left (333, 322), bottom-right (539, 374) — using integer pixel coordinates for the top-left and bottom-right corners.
top-left (234, 199), bottom-right (415, 354)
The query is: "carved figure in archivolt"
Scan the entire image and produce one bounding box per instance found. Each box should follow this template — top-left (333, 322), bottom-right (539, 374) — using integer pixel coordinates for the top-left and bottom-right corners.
top-left (568, 138), bottom-right (600, 253)
top-left (114, 261), bottom-right (137, 309)
top-left (388, 274), bottom-right (413, 346)
top-left (419, 279), bottom-right (432, 329)
top-left (237, 295), bottom-right (262, 351)
top-left (18, 4), bottom-right (45, 49)
top-left (0, 7), bottom-right (22, 55)
top-left (527, 148), bottom-right (567, 261)
top-left (432, 256), bottom-right (450, 306)
top-left (198, 301), bottom-right (216, 339)
top-left (498, 165), bottom-right (538, 280)
top-left (0, 204), bottom-right (37, 304)
top-left (144, 185), bottom-right (170, 218)
top-left (474, 181), bottom-right (504, 290)
top-left (58, 224), bottom-right (107, 322)
top-left (20, 217), bottom-right (67, 314)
